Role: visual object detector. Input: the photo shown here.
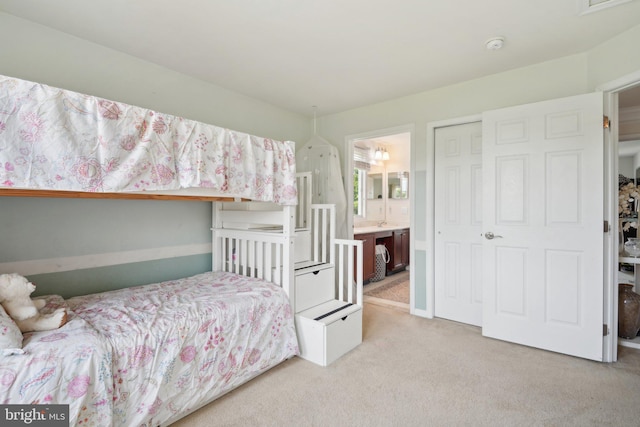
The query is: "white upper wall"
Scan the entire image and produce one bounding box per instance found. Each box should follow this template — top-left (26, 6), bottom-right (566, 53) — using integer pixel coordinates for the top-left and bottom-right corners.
top-left (316, 54), bottom-right (590, 172)
top-left (0, 12), bottom-right (310, 145)
top-left (619, 156), bottom-right (635, 179)
top-left (588, 24), bottom-right (640, 90)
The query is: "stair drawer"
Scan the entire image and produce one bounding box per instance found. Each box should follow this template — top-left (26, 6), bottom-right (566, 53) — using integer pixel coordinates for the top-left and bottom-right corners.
top-left (295, 264), bottom-right (334, 313)
top-left (295, 300), bottom-right (362, 366)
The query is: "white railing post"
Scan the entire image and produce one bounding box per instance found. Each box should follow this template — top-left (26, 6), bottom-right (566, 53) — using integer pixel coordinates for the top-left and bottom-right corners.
top-left (211, 202), bottom-right (222, 272)
top-left (282, 205), bottom-right (296, 305)
top-left (334, 238), bottom-right (363, 306)
top-left (329, 205), bottom-right (336, 267)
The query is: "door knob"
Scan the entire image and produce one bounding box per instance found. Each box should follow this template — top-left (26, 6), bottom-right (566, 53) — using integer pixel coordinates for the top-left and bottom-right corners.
top-left (484, 232), bottom-right (503, 240)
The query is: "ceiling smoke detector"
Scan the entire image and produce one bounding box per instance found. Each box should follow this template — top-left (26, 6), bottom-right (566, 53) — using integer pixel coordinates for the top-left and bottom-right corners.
top-left (485, 37), bottom-right (505, 51)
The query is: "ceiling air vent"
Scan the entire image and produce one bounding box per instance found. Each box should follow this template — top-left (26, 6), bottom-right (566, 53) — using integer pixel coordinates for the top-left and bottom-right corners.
top-left (578, 0), bottom-right (633, 15)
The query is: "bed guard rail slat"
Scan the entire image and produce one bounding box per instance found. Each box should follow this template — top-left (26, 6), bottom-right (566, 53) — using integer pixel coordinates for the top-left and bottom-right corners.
top-left (213, 229), bottom-right (288, 285)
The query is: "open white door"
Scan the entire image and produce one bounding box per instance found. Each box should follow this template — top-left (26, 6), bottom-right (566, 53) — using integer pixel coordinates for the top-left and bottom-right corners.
top-left (434, 122), bottom-right (483, 326)
top-left (482, 93), bottom-right (604, 361)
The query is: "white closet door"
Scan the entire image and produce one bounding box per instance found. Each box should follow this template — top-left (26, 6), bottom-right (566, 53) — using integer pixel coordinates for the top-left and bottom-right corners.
top-left (434, 122), bottom-right (483, 326)
top-left (482, 92), bottom-right (604, 361)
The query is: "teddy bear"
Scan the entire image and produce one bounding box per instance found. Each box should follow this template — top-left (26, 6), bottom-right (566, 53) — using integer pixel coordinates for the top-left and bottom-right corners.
top-left (0, 273), bottom-right (68, 333)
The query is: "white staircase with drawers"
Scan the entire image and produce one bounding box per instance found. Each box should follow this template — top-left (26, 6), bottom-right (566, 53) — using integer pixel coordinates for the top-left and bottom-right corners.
top-left (293, 197), bottom-right (363, 367)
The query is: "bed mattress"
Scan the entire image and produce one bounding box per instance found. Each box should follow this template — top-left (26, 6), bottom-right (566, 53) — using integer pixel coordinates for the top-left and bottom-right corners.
top-left (0, 271), bottom-right (299, 426)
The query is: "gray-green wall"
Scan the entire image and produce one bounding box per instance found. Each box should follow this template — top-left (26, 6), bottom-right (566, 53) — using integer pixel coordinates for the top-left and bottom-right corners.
top-left (1, 197), bottom-right (213, 298)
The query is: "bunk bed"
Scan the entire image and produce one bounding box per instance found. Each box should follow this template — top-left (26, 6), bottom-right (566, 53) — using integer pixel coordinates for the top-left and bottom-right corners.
top-left (0, 75), bottom-right (363, 425)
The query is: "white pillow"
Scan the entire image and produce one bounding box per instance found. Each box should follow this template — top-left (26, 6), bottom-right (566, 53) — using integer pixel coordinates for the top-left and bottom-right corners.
top-left (0, 305), bottom-right (24, 356)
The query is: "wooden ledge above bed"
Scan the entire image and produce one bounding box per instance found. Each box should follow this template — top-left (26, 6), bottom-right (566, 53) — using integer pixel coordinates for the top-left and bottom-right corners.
top-left (0, 188), bottom-right (248, 202)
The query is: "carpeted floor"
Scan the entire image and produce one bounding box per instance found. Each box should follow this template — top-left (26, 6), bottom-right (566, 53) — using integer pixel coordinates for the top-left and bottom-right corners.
top-left (172, 302), bottom-right (640, 427)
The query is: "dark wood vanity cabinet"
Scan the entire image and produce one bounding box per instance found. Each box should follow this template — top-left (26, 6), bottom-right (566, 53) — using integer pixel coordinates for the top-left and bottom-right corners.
top-left (354, 228), bottom-right (409, 283)
top-left (389, 228), bottom-right (410, 273)
top-left (354, 233), bottom-right (376, 282)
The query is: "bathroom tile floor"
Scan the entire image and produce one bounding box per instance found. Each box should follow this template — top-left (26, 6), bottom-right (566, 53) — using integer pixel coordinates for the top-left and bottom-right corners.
top-left (363, 270), bottom-right (409, 311)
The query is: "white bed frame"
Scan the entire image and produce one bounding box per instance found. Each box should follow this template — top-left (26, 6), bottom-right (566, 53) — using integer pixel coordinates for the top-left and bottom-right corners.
top-left (211, 172), bottom-right (363, 312)
top-left (164, 173), bottom-right (364, 424)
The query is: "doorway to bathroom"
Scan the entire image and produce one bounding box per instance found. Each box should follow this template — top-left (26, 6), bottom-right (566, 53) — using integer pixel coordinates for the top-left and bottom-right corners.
top-left (345, 125), bottom-right (413, 311)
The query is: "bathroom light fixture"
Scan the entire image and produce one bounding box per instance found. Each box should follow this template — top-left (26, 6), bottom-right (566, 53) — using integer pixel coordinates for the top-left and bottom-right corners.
top-left (373, 146), bottom-right (390, 161)
top-left (485, 37), bottom-right (505, 51)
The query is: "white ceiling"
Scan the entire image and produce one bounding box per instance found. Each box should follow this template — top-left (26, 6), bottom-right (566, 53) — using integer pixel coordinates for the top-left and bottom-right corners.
top-left (1, 0), bottom-right (640, 117)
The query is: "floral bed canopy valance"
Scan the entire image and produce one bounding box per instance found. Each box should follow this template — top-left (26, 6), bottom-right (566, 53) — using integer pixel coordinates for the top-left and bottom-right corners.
top-left (0, 75), bottom-right (297, 205)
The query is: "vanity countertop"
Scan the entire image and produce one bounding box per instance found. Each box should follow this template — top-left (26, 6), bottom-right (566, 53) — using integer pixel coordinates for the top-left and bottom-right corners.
top-left (353, 225), bottom-right (409, 235)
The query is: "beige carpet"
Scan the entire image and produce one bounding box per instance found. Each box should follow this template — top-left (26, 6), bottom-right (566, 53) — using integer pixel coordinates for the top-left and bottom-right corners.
top-left (171, 303), bottom-right (640, 427)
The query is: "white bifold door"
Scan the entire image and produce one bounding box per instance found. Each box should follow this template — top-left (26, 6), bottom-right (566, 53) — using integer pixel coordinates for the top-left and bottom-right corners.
top-left (434, 122), bottom-right (484, 327)
top-left (482, 93), bottom-right (604, 361)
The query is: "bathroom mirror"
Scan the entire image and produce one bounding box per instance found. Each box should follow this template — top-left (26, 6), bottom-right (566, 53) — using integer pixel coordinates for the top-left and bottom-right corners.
top-left (367, 173), bottom-right (384, 200)
top-left (387, 171), bottom-right (409, 199)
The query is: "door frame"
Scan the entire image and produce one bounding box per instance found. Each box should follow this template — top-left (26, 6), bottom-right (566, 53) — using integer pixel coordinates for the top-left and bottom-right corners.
top-left (429, 107), bottom-right (608, 359)
top-left (344, 124), bottom-right (415, 311)
top-left (424, 69), bottom-right (640, 362)
top-left (426, 114), bottom-right (482, 319)
top-left (428, 106), bottom-right (609, 360)
top-left (598, 69), bottom-right (640, 363)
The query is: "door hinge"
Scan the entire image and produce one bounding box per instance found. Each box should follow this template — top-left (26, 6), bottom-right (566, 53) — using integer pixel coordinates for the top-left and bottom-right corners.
top-left (603, 115), bottom-right (611, 130)
top-left (603, 324), bottom-right (609, 336)
top-left (604, 220), bottom-right (610, 233)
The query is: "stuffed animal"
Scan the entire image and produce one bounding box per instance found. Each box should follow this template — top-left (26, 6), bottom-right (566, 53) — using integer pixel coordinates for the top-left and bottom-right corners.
top-left (0, 273), bottom-right (68, 333)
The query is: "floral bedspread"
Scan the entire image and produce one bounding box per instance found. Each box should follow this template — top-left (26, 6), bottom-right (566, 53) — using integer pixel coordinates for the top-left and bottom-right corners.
top-left (0, 296), bottom-right (114, 425)
top-left (0, 75), bottom-right (297, 205)
top-left (0, 272), bottom-right (298, 426)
